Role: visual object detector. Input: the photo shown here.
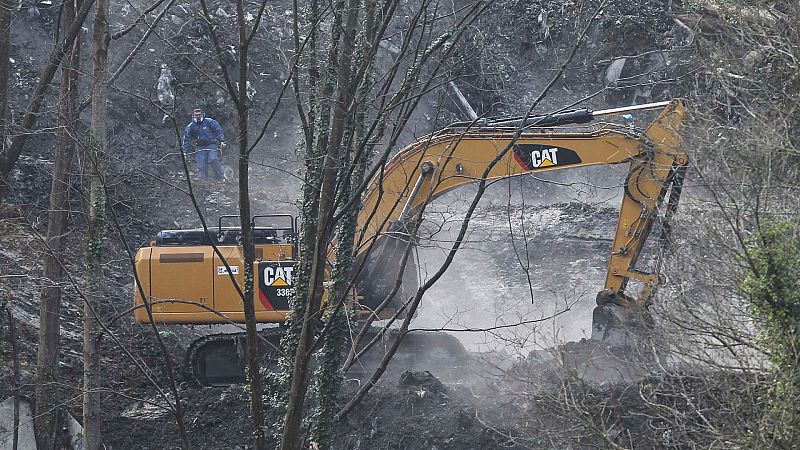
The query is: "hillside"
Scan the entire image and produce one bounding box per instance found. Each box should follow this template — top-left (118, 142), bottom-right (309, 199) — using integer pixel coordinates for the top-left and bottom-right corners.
top-left (3, 0), bottom-right (786, 448)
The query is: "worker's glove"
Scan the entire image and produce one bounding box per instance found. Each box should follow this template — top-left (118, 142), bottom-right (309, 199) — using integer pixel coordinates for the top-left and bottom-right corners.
top-left (218, 141), bottom-right (226, 157)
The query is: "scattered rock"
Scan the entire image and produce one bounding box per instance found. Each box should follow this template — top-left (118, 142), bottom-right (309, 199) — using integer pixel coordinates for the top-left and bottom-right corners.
top-left (234, 81), bottom-right (256, 101)
top-left (605, 57), bottom-right (627, 85)
top-left (0, 397), bottom-right (37, 450)
top-left (157, 64), bottom-right (175, 107)
top-left (399, 370), bottom-right (450, 399)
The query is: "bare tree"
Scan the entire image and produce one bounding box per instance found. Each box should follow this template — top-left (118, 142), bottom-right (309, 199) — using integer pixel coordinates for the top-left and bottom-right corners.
top-left (660, 2), bottom-right (800, 446)
top-left (0, 0), bottom-right (94, 200)
top-left (35, 1), bottom-right (82, 447)
top-left (82, 0), bottom-right (111, 446)
top-left (196, 0), bottom-right (279, 446)
top-left (501, 2), bottom-right (800, 448)
top-left (273, 0), bottom-right (497, 446)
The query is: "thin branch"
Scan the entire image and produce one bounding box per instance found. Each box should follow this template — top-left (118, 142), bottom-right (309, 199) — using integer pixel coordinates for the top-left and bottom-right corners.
top-left (111, 0), bottom-right (169, 40)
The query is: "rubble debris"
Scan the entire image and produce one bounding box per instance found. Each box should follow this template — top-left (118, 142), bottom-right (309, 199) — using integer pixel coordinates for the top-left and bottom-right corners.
top-left (399, 370), bottom-right (450, 400)
top-left (0, 397), bottom-right (84, 450)
top-left (448, 81), bottom-right (478, 120)
top-left (156, 64), bottom-right (175, 108)
top-left (0, 397), bottom-right (35, 450)
top-left (234, 81), bottom-right (257, 101)
top-left (605, 57), bottom-right (627, 85)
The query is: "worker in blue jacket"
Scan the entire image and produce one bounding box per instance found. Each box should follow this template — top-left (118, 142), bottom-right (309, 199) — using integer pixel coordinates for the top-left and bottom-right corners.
top-left (182, 108), bottom-right (227, 181)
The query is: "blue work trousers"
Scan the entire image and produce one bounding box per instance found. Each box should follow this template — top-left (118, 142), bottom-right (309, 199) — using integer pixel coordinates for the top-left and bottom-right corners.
top-left (195, 148), bottom-right (225, 180)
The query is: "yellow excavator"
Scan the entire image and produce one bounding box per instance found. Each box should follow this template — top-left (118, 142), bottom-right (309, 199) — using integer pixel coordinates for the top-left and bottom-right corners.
top-left (133, 100), bottom-right (687, 385)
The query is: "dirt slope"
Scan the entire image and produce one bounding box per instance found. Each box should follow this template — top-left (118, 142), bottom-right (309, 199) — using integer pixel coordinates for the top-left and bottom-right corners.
top-left (0, 0), bottom-right (700, 448)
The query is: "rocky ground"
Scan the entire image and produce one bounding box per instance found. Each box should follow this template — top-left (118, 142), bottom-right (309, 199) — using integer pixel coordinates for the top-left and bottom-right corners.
top-left (0, 0), bottom-right (704, 448)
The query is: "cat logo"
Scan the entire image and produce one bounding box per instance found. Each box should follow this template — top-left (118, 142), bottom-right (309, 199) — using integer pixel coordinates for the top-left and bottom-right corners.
top-left (513, 144), bottom-right (582, 171)
top-left (258, 261), bottom-right (297, 310)
top-left (531, 147), bottom-right (559, 168)
top-left (263, 265), bottom-right (294, 287)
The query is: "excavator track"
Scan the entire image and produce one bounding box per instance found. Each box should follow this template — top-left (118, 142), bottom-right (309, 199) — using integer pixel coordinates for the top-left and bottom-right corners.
top-left (186, 328), bottom-right (468, 387)
top-left (186, 327), bottom-right (286, 386)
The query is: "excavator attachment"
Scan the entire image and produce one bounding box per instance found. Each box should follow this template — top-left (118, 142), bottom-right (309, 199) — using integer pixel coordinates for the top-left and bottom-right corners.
top-left (353, 231), bottom-right (419, 317)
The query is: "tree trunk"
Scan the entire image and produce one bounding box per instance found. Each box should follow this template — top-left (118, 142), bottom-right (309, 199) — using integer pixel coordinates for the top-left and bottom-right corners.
top-left (280, 1), bottom-right (360, 447)
top-left (83, 0), bottom-right (109, 446)
top-left (35, 1), bottom-right (81, 447)
top-left (0, 0), bottom-right (13, 164)
top-left (234, 1), bottom-right (265, 448)
top-left (273, 0), bottom-right (330, 443)
top-left (310, 12), bottom-right (379, 436)
top-left (309, 141), bottom-right (364, 447)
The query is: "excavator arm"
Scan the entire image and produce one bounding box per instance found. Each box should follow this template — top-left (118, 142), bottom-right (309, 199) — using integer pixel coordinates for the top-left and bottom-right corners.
top-left (352, 100), bottom-right (687, 315)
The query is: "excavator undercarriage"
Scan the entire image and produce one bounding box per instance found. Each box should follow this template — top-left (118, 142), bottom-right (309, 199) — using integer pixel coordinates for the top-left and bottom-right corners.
top-left (186, 327), bottom-right (467, 386)
top-left (133, 100), bottom-right (688, 386)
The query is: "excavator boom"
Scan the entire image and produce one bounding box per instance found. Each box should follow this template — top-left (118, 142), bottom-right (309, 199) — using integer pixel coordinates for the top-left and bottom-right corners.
top-left (354, 100), bottom-right (686, 314)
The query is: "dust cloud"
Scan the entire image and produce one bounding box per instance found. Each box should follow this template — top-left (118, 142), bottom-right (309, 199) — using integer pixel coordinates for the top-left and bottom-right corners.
top-left (408, 167), bottom-right (628, 356)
